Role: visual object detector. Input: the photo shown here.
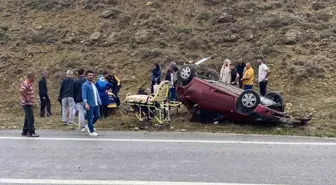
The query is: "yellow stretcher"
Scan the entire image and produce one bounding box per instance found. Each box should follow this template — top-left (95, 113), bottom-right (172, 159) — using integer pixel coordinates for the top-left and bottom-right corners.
top-left (124, 81), bottom-right (181, 128)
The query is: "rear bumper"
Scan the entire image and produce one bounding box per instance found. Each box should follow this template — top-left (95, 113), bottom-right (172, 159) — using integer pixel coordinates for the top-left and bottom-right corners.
top-left (249, 105), bottom-right (288, 123)
top-left (251, 105), bottom-right (311, 125)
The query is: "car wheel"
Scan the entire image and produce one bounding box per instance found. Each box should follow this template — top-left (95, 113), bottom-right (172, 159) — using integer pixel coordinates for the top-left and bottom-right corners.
top-left (265, 91), bottom-right (284, 112)
top-left (179, 64), bottom-right (196, 86)
top-left (204, 69), bottom-right (219, 81)
top-left (237, 90), bottom-right (260, 114)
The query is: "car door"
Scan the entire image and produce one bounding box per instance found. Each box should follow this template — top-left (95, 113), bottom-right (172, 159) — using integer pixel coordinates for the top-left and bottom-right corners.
top-left (200, 86), bottom-right (236, 113)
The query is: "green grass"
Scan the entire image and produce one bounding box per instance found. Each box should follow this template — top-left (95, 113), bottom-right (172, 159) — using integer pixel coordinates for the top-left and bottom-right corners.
top-left (2, 104), bottom-right (336, 138)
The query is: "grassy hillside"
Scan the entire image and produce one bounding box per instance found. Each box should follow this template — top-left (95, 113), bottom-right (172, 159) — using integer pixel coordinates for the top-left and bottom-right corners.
top-left (0, 0), bottom-right (335, 136)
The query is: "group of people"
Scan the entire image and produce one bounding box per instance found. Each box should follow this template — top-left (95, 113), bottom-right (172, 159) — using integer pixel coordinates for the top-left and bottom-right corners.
top-left (150, 62), bottom-right (179, 101)
top-left (151, 57), bottom-right (271, 101)
top-left (219, 57), bottom-right (271, 96)
top-left (19, 68), bottom-right (121, 137)
top-left (59, 69), bottom-right (121, 134)
top-left (19, 57), bottom-right (270, 137)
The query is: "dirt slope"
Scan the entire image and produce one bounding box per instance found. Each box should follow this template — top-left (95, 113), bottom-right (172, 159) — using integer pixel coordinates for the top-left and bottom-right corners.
top-left (0, 0), bottom-right (335, 136)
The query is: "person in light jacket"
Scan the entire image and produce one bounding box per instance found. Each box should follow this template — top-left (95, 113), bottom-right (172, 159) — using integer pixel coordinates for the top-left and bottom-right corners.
top-left (220, 59), bottom-right (232, 84)
top-left (82, 70), bottom-right (102, 137)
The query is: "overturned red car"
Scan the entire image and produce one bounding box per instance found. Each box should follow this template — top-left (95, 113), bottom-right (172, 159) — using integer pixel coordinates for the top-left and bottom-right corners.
top-left (176, 64), bottom-right (311, 125)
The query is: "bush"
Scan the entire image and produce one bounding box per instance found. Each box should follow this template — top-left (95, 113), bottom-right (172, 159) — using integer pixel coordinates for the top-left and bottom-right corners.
top-left (197, 12), bottom-right (211, 21)
top-left (25, 0), bottom-right (75, 11)
top-left (263, 13), bottom-right (301, 28)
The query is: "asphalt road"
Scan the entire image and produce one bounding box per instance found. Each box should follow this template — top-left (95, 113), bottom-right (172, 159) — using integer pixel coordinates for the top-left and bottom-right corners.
top-left (0, 130), bottom-right (336, 185)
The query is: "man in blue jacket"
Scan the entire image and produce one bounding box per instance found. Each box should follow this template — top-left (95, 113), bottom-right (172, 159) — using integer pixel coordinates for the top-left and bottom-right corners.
top-left (82, 70), bottom-right (102, 136)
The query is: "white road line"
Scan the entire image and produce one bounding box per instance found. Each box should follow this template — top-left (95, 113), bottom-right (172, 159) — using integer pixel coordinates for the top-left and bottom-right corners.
top-left (0, 136), bottom-right (335, 146)
top-left (0, 179), bottom-right (282, 185)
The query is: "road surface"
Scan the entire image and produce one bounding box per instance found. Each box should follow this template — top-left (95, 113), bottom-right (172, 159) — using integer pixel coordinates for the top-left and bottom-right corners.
top-left (0, 130), bottom-right (336, 185)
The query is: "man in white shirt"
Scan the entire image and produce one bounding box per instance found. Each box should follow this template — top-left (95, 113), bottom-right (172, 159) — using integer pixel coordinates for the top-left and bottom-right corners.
top-left (257, 57), bottom-right (271, 96)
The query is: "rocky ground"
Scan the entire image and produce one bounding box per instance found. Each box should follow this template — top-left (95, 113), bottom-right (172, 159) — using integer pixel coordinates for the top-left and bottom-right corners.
top-left (0, 0), bottom-right (335, 136)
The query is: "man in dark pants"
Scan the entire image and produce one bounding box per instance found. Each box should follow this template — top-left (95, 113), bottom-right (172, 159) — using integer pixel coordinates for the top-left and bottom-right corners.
top-left (20, 73), bottom-right (39, 137)
top-left (39, 69), bottom-right (51, 117)
top-left (236, 58), bottom-right (246, 89)
top-left (107, 74), bottom-right (121, 106)
top-left (257, 57), bottom-right (271, 96)
top-left (230, 63), bottom-right (239, 85)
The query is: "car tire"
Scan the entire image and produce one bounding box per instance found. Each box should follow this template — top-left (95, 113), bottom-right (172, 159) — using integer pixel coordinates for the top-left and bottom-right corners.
top-left (179, 64), bottom-right (196, 86)
top-left (204, 69), bottom-right (219, 81)
top-left (265, 91), bottom-right (284, 112)
top-left (237, 90), bottom-right (260, 114)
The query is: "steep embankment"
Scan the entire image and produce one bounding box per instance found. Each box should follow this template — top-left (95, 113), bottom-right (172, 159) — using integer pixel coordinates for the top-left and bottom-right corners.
top-left (0, 0), bottom-right (335, 135)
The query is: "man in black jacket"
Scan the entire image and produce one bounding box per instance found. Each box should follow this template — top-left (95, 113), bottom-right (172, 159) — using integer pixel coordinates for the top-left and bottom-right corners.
top-left (236, 58), bottom-right (246, 89)
top-left (39, 70), bottom-right (51, 117)
top-left (59, 70), bottom-right (75, 125)
top-left (73, 68), bottom-right (87, 131)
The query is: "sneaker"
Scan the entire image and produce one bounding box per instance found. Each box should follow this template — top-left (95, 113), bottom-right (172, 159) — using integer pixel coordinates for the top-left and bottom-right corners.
top-left (80, 127), bottom-right (87, 132)
top-left (89, 132), bottom-right (99, 137)
top-left (28, 133), bottom-right (39, 137)
top-left (63, 121), bottom-right (68, 125)
top-left (84, 125), bottom-right (90, 134)
top-left (21, 132), bottom-right (28, 136)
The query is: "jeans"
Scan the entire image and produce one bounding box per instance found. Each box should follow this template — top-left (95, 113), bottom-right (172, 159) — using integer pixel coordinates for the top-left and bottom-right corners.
top-left (22, 105), bottom-right (35, 134)
top-left (87, 106), bottom-right (100, 133)
top-left (168, 87), bottom-right (176, 101)
top-left (259, 81), bottom-right (268, 96)
top-left (62, 97), bottom-right (76, 123)
top-left (244, 85), bottom-right (253, 90)
top-left (76, 103), bottom-right (86, 128)
top-left (40, 95), bottom-right (51, 117)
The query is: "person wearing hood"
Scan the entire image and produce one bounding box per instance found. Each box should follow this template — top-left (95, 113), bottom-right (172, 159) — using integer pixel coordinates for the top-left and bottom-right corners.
top-left (95, 71), bottom-right (113, 118)
top-left (220, 59), bottom-right (232, 84)
top-left (151, 64), bottom-right (161, 94)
